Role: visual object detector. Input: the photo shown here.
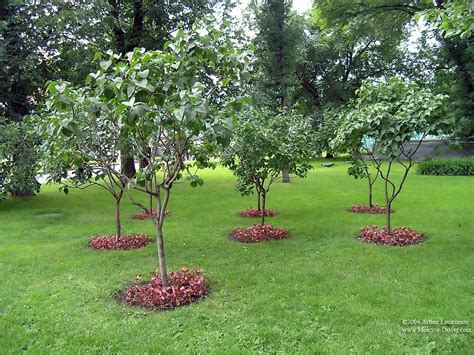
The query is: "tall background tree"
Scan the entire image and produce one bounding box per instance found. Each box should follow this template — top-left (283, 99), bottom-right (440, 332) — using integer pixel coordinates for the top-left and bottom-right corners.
top-left (250, 0), bottom-right (305, 181)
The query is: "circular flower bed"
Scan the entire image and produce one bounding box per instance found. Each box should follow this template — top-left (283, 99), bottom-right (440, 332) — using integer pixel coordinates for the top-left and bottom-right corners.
top-left (133, 209), bottom-right (171, 220)
top-left (358, 225), bottom-right (424, 246)
top-left (350, 205), bottom-right (388, 214)
top-left (231, 224), bottom-right (288, 243)
top-left (239, 207), bottom-right (278, 218)
top-left (124, 268), bottom-right (209, 310)
top-left (90, 234), bottom-right (151, 250)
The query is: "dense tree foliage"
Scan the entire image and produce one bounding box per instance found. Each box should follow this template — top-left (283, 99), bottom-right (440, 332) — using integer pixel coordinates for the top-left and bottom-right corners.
top-left (0, 121), bottom-right (40, 199)
top-left (422, 0), bottom-right (474, 39)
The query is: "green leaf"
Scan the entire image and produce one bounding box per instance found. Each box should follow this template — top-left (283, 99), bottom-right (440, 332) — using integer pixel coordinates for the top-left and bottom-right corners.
top-left (100, 60), bottom-right (112, 71)
top-left (138, 69), bottom-right (149, 79)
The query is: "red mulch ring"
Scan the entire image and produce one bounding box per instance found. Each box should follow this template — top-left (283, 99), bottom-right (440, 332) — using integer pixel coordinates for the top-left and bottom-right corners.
top-left (123, 268), bottom-right (209, 310)
top-left (231, 224), bottom-right (288, 243)
top-left (133, 209), bottom-right (171, 220)
top-left (239, 207), bottom-right (278, 217)
top-left (358, 225), bottom-right (424, 246)
top-left (350, 205), bottom-right (388, 214)
top-left (90, 234), bottom-right (151, 250)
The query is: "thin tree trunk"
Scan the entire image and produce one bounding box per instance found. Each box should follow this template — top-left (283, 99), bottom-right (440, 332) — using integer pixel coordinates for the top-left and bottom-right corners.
top-left (114, 196), bottom-right (121, 241)
top-left (368, 176), bottom-right (373, 207)
top-left (261, 192), bottom-right (266, 226)
top-left (386, 201), bottom-right (392, 234)
top-left (139, 147), bottom-right (151, 169)
top-left (155, 188), bottom-right (171, 287)
top-left (257, 191), bottom-right (261, 211)
top-left (148, 194), bottom-right (153, 213)
top-left (384, 178), bottom-right (391, 234)
top-left (155, 222), bottom-right (169, 286)
top-left (282, 169), bottom-right (290, 183)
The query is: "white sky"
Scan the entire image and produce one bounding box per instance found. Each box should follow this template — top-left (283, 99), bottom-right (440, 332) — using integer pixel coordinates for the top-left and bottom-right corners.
top-left (232, 0), bottom-right (313, 16)
top-left (292, 0), bottom-right (313, 14)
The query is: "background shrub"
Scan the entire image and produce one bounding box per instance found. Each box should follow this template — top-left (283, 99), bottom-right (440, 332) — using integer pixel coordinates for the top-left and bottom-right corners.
top-left (417, 157), bottom-right (474, 176)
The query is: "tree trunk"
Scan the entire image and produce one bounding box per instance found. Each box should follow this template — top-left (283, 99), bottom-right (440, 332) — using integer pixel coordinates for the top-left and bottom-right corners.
top-left (126, 0), bottom-right (144, 52)
top-left (325, 152), bottom-right (334, 159)
top-left (154, 189), bottom-right (171, 286)
top-left (282, 169), bottom-right (290, 183)
top-left (139, 147), bottom-right (151, 169)
top-left (368, 177), bottom-right (373, 207)
top-left (155, 221), bottom-right (169, 287)
top-left (261, 192), bottom-right (266, 226)
top-left (257, 191), bottom-right (261, 211)
top-left (120, 154), bottom-right (136, 178)
top-left (148, 194), bottom-right (153, 213)
top-left (384, 175), bottom-right (391, 234)
top-left (386, 201), bottom-right (392, 234)
top-left (114, 196), bottom-right (122, 241)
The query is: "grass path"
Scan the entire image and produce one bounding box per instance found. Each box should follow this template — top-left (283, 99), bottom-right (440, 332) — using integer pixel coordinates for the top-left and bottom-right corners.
top-left (0, 162), bottom-right (472, 353)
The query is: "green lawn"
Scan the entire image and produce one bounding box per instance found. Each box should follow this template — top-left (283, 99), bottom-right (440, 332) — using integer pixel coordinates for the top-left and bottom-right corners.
top-left (0, 161), bottom-right (473, 353)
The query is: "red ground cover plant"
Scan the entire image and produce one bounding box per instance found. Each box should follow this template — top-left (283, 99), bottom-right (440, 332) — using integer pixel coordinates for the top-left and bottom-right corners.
top-left (358, 225), bottom-right (424, 246)
top-left (133, 209), bottom-right (171, 220)
top-left (125, 268), bottom-right (209, 310)
top-left (231, 224), bottom-right (288, 243)
top-left (350, 205), bottom-right (388, 214)
top-left (239, 208), bottom-right (278, 218)
top-left (90, 234), bottom-right (151, 250)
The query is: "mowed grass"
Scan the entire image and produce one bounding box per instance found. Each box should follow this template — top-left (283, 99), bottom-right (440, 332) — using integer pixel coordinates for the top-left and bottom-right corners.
top-left (0, 161), bottom-right (473, 353)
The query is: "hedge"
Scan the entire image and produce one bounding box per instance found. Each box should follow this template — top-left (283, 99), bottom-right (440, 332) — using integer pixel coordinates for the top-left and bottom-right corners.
top-left (417, 157), bottom-right (474, 176)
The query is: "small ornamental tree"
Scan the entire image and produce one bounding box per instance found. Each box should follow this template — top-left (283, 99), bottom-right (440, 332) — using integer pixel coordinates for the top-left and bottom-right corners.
top-left (333, 77), bottom-right (451, 233)
top-left (88, 18), bottom-right (251, 286)
top-left (222, 108), bottom-right (314, 225)
top-left (39, 84), bottom-right (130, 241)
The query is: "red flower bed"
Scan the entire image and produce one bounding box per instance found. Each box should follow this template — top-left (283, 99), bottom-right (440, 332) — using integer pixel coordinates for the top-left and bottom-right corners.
top-left (231, 224), bottom-right (288, 243)
top-left (125, 268), bottom-right (209, 310)
top-left (133, 209), bottom-right (171, 220)
top-left (239, 207), bottom-right (278, 218)
top-left (358, 225), bottom-right (424, 246)
top-left (350, 205), bottom-right (387, 214)
top-left (90, 234), bottom-right (151, 250)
